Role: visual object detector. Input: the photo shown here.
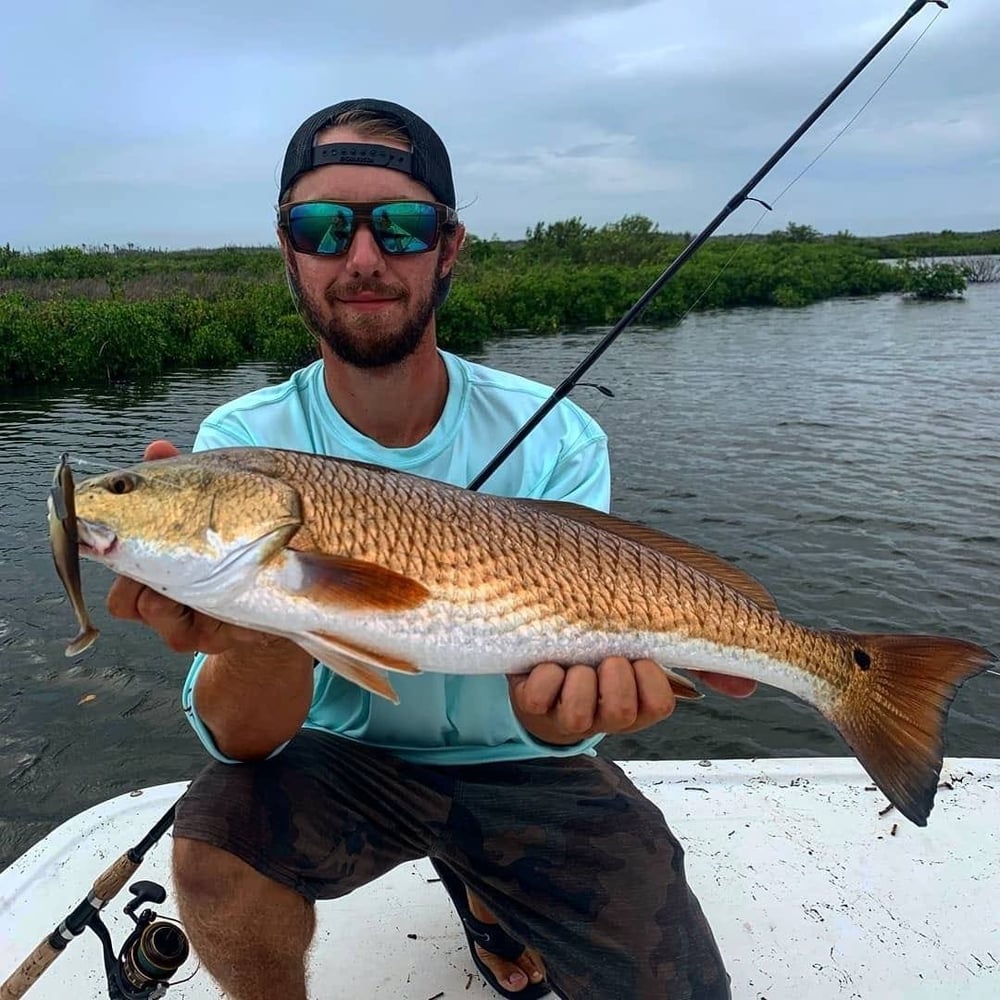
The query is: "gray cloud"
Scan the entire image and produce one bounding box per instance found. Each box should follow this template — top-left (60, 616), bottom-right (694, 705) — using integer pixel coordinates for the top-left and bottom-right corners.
top-left (2, 0), bottom-right (996, 249)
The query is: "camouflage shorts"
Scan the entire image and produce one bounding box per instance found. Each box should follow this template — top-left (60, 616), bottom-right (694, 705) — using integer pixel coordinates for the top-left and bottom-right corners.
top-left (176, 729), bottom-right (730, 999)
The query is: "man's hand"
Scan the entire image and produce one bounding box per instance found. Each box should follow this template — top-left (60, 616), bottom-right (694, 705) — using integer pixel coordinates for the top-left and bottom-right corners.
top-left (107, 576), bottom-right (275, 655)
top-left (105, 438), bottom-right (276, 657)
top-left (508, 658), bottom-right (756, 745)
top-left (104, 438), bottom-right (314, 760)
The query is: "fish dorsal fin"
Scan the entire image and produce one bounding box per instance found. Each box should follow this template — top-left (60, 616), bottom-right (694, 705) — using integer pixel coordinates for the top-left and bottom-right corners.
top-left (285, 550), bottom-right (430, 612)
top-left (518, 500), bottom-right (778, 612)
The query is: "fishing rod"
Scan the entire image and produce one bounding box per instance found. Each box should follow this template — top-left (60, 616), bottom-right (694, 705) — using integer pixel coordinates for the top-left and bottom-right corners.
top-left (469, 0), bottom-right (949, 490)
top-left (2, 3), bottom-right (947, 995)
top-left (0, 805), bottom-right (187, 999)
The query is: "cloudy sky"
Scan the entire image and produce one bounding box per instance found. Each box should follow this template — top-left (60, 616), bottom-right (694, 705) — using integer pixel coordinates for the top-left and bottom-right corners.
top-left (2, 0), bottom-right (997, 250)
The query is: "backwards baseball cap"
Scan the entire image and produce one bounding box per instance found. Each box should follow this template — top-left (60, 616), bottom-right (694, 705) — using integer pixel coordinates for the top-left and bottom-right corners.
top-left (279, 97), bottom-right (456, 209)
top-left (278, 98), bottom-right (458, 308)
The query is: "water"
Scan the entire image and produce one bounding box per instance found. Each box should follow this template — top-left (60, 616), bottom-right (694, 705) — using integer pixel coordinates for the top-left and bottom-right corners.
top-left (1, 286), bottom-right (998, 867)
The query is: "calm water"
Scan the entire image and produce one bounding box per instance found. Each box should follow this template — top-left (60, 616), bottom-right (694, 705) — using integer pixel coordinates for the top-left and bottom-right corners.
top-left (1, 286), bottom-right (998, 867)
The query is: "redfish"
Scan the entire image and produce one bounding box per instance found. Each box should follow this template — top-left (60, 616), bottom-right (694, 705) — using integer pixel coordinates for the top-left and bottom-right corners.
top-left (63, 447), bottom-right (994, 826)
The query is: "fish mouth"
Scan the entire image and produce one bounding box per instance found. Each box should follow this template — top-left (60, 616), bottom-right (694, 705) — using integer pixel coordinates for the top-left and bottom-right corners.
top-left (76, 519), bottom-right (118, 558)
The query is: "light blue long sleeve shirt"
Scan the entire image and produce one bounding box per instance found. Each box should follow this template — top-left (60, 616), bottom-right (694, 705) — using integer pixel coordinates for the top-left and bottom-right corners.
top-left (182, 350), bottom-right (611, 765)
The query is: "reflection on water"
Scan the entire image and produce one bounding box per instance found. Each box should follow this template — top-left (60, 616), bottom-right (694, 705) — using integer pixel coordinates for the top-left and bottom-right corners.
top-left (1, 286), bottom-right (998, 866)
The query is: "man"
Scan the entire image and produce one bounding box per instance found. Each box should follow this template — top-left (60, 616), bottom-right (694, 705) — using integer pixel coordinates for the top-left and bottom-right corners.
top-left (108, 98), bottom-right (754, 1000)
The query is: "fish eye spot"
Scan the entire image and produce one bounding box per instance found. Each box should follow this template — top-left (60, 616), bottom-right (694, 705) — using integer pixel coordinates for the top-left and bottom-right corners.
top-left (107, 475), bottom-right (135, 496)
top-left (853, 648), bottom-right (872, 671)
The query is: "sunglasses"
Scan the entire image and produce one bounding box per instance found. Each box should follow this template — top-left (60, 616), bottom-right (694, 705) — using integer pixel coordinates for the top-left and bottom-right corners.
top-left (278, 200), bottom-right (458, 257)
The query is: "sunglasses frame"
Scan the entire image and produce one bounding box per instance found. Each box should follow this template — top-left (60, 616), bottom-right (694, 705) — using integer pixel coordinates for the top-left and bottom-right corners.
top-left (277, 199), bottom-right (459, 257)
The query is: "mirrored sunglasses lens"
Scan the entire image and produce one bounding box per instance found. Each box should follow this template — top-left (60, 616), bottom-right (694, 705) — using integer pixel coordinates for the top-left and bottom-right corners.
top-left (289, 203), bottom-right (354, 254)
top-left (371, 202), bottom-right (438, 253)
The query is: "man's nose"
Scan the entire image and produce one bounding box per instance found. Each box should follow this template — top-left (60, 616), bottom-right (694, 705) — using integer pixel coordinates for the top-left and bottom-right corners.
top-left (342, 224), bottom-right (385, 276)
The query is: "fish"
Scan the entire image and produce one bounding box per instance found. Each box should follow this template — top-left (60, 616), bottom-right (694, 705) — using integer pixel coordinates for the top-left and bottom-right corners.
top-left (46, 454), bottom-right (100, 656)
top-left (63, 446), bottom-right (994, 826)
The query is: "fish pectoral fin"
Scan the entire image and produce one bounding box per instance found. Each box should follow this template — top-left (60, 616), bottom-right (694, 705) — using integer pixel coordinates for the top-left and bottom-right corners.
top-left (253, 520), bottom-right (302, 564)
top-left (283, 550), bottom-right (430, 612)
top-left (294, 634), bottom-right (401, 704)
top-left (517, 499), bottom-right (778, 612)
top-left (306, 630), bottom-right (421, 675)
top-left (183, 522), bottom-right (302, 603)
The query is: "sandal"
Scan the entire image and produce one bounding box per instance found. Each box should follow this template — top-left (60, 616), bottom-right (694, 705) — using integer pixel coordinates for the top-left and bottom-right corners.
top-left (431, 859), bottom-right (550, 999)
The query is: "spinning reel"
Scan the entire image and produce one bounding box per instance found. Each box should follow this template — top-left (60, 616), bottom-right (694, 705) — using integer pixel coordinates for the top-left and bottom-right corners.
top-left (86, 881), bottom-right (191, 999)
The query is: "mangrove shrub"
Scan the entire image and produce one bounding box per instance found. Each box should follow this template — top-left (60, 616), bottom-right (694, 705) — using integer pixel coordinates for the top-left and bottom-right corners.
top-left (898, 260), bottom-right (968, 300)
top-left (2, 218), bottom-right (986, 387)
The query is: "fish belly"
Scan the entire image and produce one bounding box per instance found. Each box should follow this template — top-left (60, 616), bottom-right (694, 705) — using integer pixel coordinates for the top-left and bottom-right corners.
top-left (221, 583), bottom-right (830, 711)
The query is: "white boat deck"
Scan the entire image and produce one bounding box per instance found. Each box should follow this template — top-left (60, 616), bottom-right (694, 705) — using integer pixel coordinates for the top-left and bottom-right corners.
top-left (2, 757), bottom-right (998, 999)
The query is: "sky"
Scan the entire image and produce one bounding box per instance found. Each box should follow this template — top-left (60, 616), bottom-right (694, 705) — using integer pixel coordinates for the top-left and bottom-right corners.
top-left (2, 0), bottom-right (997, 250)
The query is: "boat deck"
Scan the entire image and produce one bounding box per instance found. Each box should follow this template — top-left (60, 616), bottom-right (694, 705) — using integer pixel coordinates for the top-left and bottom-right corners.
top-left (2, 757), bottom-right (998, 998)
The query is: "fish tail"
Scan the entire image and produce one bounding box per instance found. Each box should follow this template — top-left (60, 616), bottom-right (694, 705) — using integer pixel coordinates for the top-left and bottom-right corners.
top-left (830, 633), bottom-right (995, 826)
top-left (65, 626), bottom-right (100, 657)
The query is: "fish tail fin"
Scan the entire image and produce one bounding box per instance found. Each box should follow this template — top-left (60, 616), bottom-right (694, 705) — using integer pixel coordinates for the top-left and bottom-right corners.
top-left (65, 626), bottom-right (100, 657)
top-left (831, 633), bottom-right (994, 826)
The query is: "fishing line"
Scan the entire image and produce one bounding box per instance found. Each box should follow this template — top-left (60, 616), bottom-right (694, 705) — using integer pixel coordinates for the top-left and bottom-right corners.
top-left (765, 3), bottom-right (947, 214)
top-left (672, 2), bottom-right (947, 326)
top-left (65, 457), bottom-right (202, 499)
top-left (672, 212), bottom-right (771, 321)
top-left (469, 0), bottom-right (951, 492)
top-left (68, 455), bottom-right (138, 474)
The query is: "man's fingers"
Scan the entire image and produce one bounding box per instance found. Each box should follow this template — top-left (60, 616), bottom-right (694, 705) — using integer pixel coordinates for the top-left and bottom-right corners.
top-left (593, 657), bottom-right (639, 731)
top-left (508, 662), bottom-right (566, 716)
top-left (554, 664), bottom-right (599, 735)
top-left (106, 576), bottom-right (147, 621)
top-left (631, 659), bottom-right (677, 728)
top-left (131, 587), bottom-right (233, 654)
top-left (134, 587), bottom-right (203, 650)
top-left (145, 439), bottom-right (180, 461)
top-left (108, 573), bottom-right (276, 656)
top-left (133, 586), bottom-right (188, 628)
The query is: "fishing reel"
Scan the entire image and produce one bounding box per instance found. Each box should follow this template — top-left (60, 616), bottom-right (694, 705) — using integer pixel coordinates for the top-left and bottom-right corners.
top-left (86, 881), bottom-right (191, 999)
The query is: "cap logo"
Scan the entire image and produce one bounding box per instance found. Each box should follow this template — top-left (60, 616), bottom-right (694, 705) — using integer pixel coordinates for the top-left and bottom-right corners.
top-left (311, 143), bottom-right (413, 174)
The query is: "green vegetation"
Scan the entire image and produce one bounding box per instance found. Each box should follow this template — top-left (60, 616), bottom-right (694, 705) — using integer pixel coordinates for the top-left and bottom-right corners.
top-left (1, 220), bottom-right (989, 386)
top-left (898, 259), bottom-right (968, 300)
top-left (0, 283), bottom-right (312, 386)
top-left (847, 229), bottom-right (1000, 259)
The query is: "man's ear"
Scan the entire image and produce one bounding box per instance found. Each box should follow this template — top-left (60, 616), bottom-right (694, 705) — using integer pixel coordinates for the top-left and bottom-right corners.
top-left (278, 230), bottom-right (301, 310)
top-left (439, 223), bottom-right (466, 277)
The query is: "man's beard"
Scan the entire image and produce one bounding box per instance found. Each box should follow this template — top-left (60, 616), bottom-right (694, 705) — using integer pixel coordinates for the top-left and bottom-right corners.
top-left (287, 256), bottom-right (441, 370)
